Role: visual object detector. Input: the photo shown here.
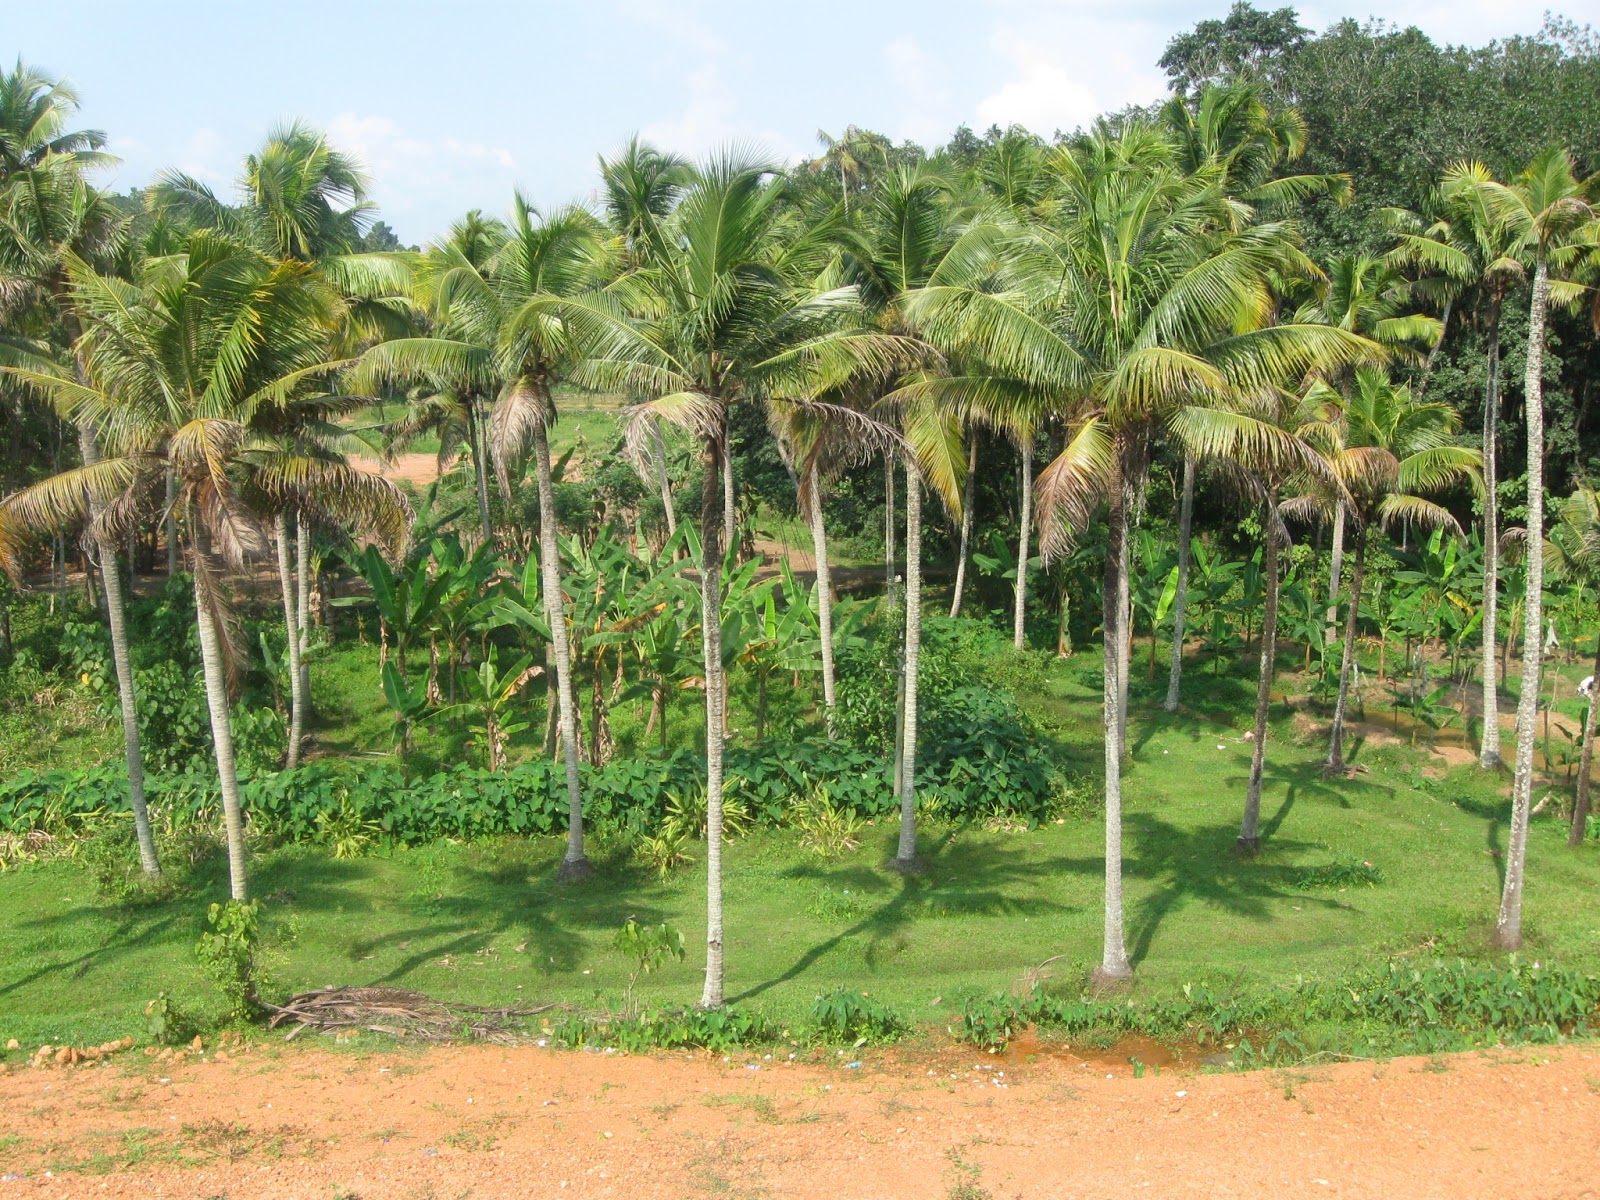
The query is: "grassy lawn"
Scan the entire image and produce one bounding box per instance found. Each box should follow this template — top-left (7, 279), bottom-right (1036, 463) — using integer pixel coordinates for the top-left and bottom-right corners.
top-left (3, 650), bottom-right (1597, 1049)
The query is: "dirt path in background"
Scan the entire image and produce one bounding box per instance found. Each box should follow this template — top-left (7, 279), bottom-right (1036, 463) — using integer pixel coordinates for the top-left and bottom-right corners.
top-left (2, 1039), bottom-right (1597, 1198)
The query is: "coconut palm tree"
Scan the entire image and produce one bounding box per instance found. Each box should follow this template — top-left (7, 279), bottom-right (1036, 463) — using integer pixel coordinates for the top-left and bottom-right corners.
top-left (1287, 255), bottom-right (1444, 672)
top-left (1313, 368), bottom-right (1481, 774)
top-left (551, 149), bottom-right (915, 1005)
top-left (3, 234), bottom-right (349, 901)
top-left (1160, 79), bottom-right (1351, 712)
top-left (1176, 385), bottom-right (1344, 851)
top-left (901, 122), bottom-right (1369, 980)
top-left (158, 123), bottom-right (414, 750)
top-left (354, 198), bottom-right (612, 882)
top-left (1388, 172), bottom-right (1531, 768)
top-left (1452, 146), bottom-right (1598, 949)
top-left (0, 67), bottom-right (163, 876)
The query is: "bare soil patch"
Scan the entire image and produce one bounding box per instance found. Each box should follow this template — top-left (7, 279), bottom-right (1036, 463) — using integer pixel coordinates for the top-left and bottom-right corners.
top-left (2, 1038), bottom-right (1597, 1197)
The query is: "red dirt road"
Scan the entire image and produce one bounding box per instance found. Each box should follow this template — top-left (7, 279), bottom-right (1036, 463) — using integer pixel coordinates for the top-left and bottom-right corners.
top-left (2, 1040), bottom-right (1598, 1198)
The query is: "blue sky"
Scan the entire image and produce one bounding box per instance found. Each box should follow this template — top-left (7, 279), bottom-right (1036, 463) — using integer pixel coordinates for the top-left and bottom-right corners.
top-left (14, 0), bottom-right (1598, 244)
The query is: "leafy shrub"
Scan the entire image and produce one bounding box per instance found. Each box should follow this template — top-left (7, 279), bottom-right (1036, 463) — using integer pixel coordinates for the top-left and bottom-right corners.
top-left (560, 1005), bottom-right (771, 1053)
top-left (791, 786), bottom-right (864, 858)
top-left (195, 899), bottom-right (266, 1021)
top-left (1288, 859), bottom-right (1384, 890)
top-left (634, 824), bottom-right (694, 878)
top-left (809, 988), bottom-right (905, 1043)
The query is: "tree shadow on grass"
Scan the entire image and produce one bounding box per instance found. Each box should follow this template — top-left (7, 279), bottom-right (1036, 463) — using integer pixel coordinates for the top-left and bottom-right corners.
top-left (0, 911), bottom-right (183, 999)
top-left (731, 828), bottom-right (1084, 1003)
top-left (1124, 814), bottom-right (1353, 969)
top-left (342, 845), bottom-right (678, 983)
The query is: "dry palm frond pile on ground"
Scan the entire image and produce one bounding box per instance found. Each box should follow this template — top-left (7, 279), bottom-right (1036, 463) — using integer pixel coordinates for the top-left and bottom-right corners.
top-left (265, 987), bottom-right (567, 1044)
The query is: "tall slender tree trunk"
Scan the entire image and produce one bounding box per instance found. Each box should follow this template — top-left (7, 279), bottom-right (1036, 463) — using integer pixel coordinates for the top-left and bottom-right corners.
top-left (1117, 514), bottom-right (1132, 763)
top-left (78, 427), bottom-right (160, 876)
top-left (295, 519), bottom-right (312, 722)
top-left (1164, 454), bottom-right (1195, 712)
top-left (1096, 449), bottom-right (1133, 983)
top-left (1495, 257), bottom-right (1551, 951)
top-left (275, 514), bottom-right (305, 770)
top-left (806, 464), bottom-right (837, 738)
top-left (951, 434), bottom-right (978, 619)
top-left (165, 470), bottom-right (178, 577)
top-left (99, 542), bottom-right (157, 873)
top-left (651, 417), bottom-right (677, 538)
top-left (1480, 296), bottom-right (1504, 768)
top-left (1239, 487), bottom-right (1282, 853)
top-left (533, 414), bottom-right (590, 882)
top-left (892, 467), bottom-right (923, 872)
top-left (1324, 503), bottom-right (1346, 652)
top-left (884, 450), bottom-right (897, 604)
top-left (699, 416), bottom-right (729, 1009)
top-left (1570, 624), bottom-right (1600, 847)
top-left (467, 395), bottom-right (494, 546)
top-left (191, 549), bottom-right (248, 901)
top-left (722, 427), bottom-right (736, 553)
top-left (1326, 524), bottom-right (1368, 772)
top-left (1013, 433), bottom-right (1033, 650)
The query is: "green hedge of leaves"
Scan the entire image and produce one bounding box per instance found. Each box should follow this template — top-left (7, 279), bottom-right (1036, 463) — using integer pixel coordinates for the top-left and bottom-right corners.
top-left (0, 734), bottom-right (1070, 846)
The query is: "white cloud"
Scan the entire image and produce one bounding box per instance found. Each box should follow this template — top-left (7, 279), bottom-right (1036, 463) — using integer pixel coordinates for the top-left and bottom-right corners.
top-left (972, 3), bottom-right (1187, 136)
top-left (324, 113), bottom-right (517, 231)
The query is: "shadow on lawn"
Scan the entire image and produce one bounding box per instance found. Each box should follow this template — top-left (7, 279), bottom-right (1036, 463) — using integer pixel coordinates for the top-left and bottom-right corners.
top-left (730, 828), bottom-right (1086, 1003)
top-left (1123, 812), bottom-right (1351, 968)
top-left (339, 841), bottom-right (678, 983)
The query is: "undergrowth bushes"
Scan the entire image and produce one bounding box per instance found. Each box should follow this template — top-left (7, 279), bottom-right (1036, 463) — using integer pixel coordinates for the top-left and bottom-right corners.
top-left (0, 733), bottom-right (1079, 853)
top-left (954, 958), bottom-right (1600, 1061)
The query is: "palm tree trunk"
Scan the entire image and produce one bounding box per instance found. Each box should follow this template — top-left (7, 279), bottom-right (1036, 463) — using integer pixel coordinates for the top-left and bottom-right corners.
top-left (1324, 502), bottom-right (1346, 652)
top-left (191, 549), bottom-right (248, 901)
top-left (806, 464), bottom-right (837, 738)
top-left (1096, 449), bottom-right (1133, 983)
top-left (295, 518), bottom-right (312, 723)
top-left (533, 416), bottom-right (590, 883)
top-left (1117, 516), bottom-right (1132, 763)
top-left (884, 450), bottom-right (897, 604)
top-left (652, 417), bottom-right (677, 538)
top-left (77, 427), bottom-right (160, 876)
top-left (275, 514), bottom-right (305, 771)
top-left (892, 467), bottom-right (923, 872)
top-left (468, 395), bottom-right (494, 546)
top-left (1570, 624), bottom-right (1600, 847)
top-left (1326, 524), bottom-right (1368, 772)
top-left (722, 427), bottom-right (736, 553)
top-left (699, 417), bottom-right (729, 1009)
top-left (1239, 487), bottom-right (1282, 853)
top-left (1164, 454), bottom-right (1195, 712)
top-left (165, 469), bottom-right (178, 577)
top-left (1480, 296), bottom-right (1504, 768)
top-left (1013, 433), bottom-right (1033, 650)
top-left (951, 433), bottom-right (978, 619)
top-left (1495, 257), bottom-right (1551, 951)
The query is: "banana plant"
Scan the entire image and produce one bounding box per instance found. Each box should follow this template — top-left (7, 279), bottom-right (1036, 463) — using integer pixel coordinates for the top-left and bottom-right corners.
top-left (431, 649), bottom-right (541, 770)
top-left (1130, 530), bottom-right (1178, 679)
top-left (338, 542), bottom-right (451, 685)
top-left (380, 659), bottom-right (431, 753)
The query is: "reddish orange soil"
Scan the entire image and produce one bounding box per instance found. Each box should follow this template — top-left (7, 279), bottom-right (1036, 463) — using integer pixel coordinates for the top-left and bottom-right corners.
top-left (2, 1038), bottom-right (1598, 1198)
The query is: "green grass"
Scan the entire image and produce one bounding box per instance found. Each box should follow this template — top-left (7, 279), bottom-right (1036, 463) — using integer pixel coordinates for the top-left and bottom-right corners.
top-left (3, 650), bottom-right (1598, 1050)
